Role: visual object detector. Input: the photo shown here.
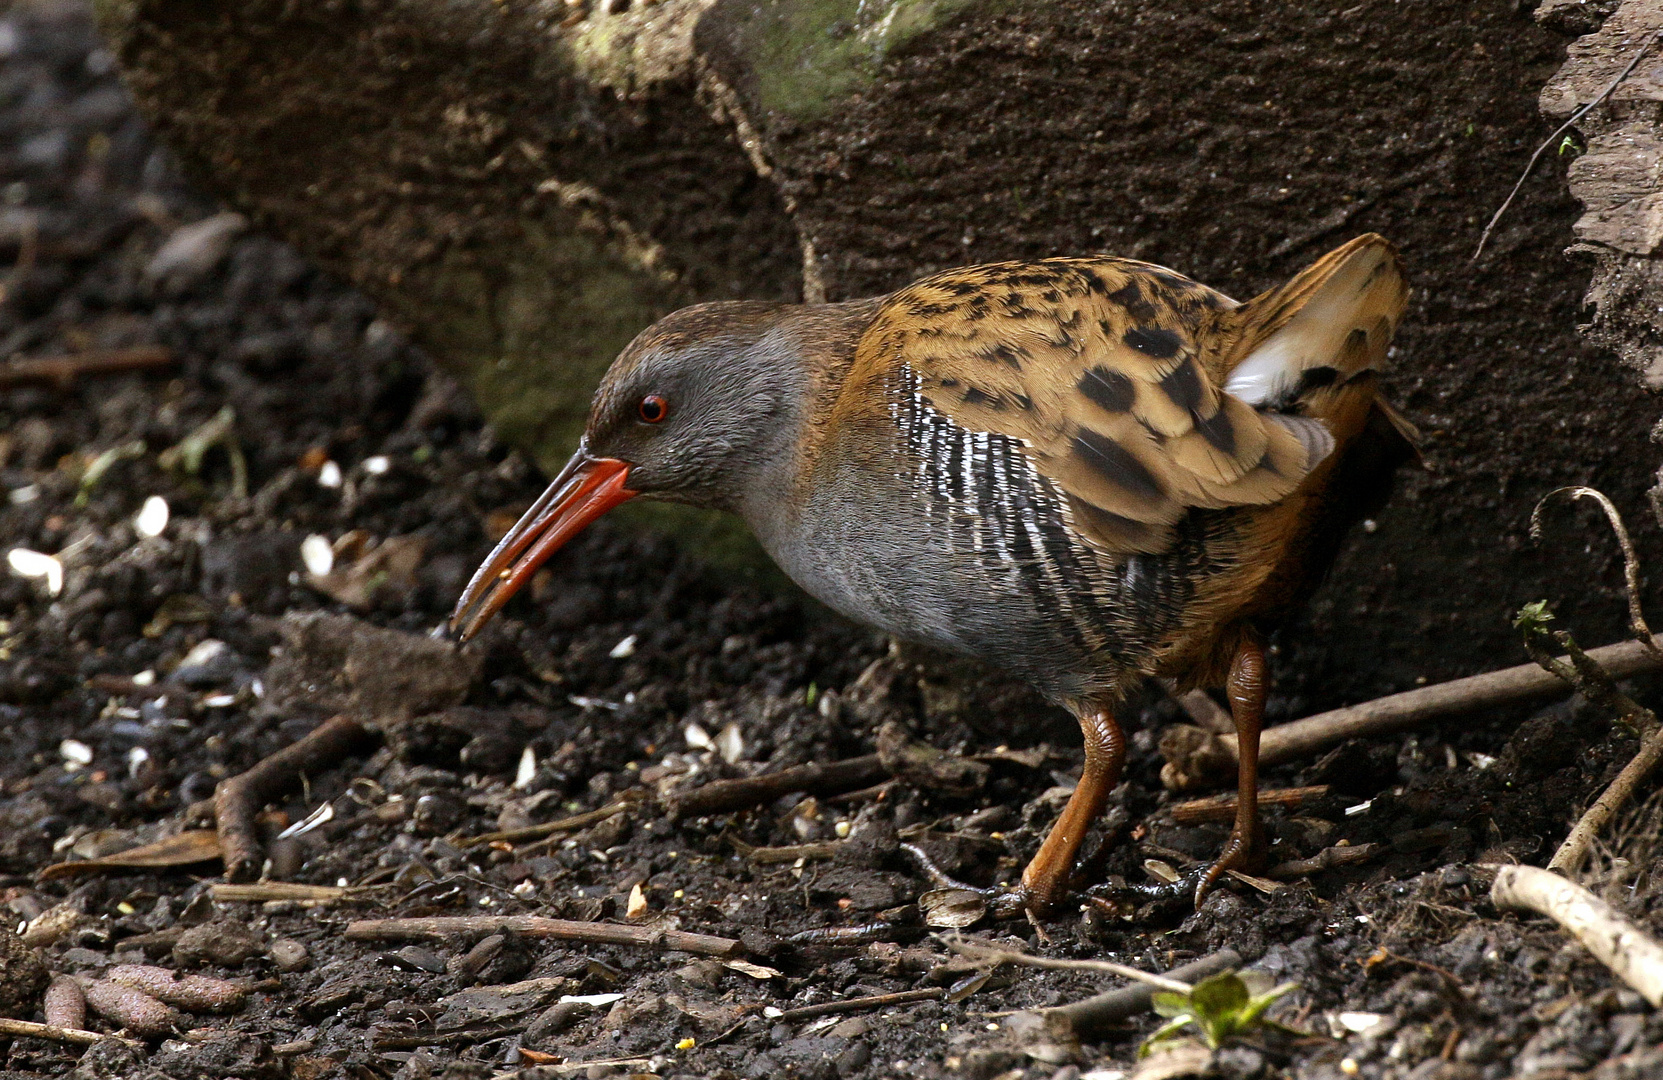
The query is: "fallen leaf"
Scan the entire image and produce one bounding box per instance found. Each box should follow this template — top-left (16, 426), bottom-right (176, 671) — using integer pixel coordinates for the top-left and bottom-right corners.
top-left (39, 830), bottom-right (222, 880)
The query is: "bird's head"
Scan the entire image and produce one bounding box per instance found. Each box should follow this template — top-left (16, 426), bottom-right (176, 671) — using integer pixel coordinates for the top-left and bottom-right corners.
top-left (446, 300), bottom-right (802, 641)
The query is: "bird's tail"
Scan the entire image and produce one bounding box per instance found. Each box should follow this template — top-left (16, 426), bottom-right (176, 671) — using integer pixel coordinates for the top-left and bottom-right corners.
top-left (1214, 235), bottom-right (1411, 439)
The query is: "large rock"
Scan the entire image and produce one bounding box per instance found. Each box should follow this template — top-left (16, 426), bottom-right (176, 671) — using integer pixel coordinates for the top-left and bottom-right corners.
top-left (93, 0), bottom-right (1662, 703)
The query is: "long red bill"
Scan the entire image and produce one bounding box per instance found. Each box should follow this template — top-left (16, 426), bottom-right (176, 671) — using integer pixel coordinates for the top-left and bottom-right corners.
top-left (446, 452), bottom-right (636, 642)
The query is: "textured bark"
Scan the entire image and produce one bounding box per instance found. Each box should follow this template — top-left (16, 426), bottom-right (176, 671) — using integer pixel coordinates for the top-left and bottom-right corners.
top-left (1542, 1), bottom-right (1663, 385)
top-left (95, 0), bottom-right (1663, 702)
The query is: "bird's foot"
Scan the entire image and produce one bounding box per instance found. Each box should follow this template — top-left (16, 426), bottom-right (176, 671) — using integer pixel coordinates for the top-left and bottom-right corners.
top-left (1085, 829), bottom-right (1266, 915)
top-left (901, 842), bottom-right (1043, 921)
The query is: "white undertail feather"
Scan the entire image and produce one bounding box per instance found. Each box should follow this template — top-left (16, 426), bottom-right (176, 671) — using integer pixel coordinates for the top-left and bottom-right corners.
top-left (1222, 235), bottom-right (1407, 411)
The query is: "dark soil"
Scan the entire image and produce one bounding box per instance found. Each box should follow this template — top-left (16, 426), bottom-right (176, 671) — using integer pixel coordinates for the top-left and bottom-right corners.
top-left (2, 3), bottom-right (1663, 1079)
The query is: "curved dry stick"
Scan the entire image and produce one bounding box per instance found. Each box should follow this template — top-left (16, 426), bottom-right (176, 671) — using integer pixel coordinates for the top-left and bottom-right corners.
top-left (1492, 865), bottom-right (1663, 1006)
top-left (1473, 28), bottom-right (1663, 262)
top-left (1531, 486), bottom-right (1662, 663)
top-left (214, 715), bottom-right (375, 882)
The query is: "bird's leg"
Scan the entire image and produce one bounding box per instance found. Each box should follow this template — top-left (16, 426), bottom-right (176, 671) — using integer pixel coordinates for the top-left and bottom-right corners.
top-left (1191, 637), bottom-right (1269, 908)
top-left (1017, 707), bottom-right (1125, 915)
top-left (900, 707), bottom-right (1123, 920)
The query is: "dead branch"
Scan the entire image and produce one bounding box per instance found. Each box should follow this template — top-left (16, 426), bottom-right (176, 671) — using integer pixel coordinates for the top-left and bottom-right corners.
top-left (666, 754), bottom-right (889, 818)
top-left (774, 988), bottom-right (943, 1023)
top-left (0, 346), bottom-right (176, 390)
top-left (1032, 948), bottom-right (1243, 1041)
top-left (214, 716), bottom-right (376, 882)
top-left (1491, 865), bottom-right (1663, 1006)
top-left (1473, 28), bottom-right (1662, 262)
top-left (0, 1016), bottom-right (135, 1048)
top-left (1158, 633), bottom-right (1663, 790)
top-left (342, 915), bottom-right (741, 958)
top-left (1168, 785), bottom-right (1330, 825)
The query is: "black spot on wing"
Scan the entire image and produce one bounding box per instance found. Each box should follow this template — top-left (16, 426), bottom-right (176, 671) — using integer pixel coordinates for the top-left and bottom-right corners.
top-left (1071, 498), bottom-right (1160, 548)
top-left (1293, 366), bottom-right (1339, 395)
top-left (1123, 326), bottom-right (1182, 359)
top-left (1077, 366), bottom-right (1135, 413)
top-left (962, 386), bottom-right (1002, 409)
top-left (1106, 280), bottom-right (1158, 322)
top-left (980, 343), bottom-right (1023, 370)
top-left (1158, 358), bottom-right (1206, 412)
top-left (1193, 405), bottom-right (1236, 454)
top-left (1072, 429), bottom-right (1165, 502)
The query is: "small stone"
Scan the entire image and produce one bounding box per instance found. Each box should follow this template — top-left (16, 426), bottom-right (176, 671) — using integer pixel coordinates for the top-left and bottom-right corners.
top-left (268, 939), bottom-right (310, 973)
top-left (835, 1041), bottom-right (871, 1077)
top-left (173, 921), bottom-right (264, 967)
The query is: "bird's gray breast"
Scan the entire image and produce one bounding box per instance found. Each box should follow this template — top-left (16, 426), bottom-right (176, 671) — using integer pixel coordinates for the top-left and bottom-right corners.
top-left (745, 395), bottom-right (1187, 701)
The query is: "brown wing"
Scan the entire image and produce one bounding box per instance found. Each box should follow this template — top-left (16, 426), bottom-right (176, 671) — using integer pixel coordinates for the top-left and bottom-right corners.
top-left (847, 257), bottom-right (1322, 555)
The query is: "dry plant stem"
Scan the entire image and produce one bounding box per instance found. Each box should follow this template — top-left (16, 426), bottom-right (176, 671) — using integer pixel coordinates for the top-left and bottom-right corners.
top-left (1521, 628), bottom-right (1659, 738)
top-left (1039, 948), bottom-right (1243, 1040)
top-left (1473, 28), bottom-right (1663, 261)
top-left (775, 988), bottom-right (943, 1022)
top-left (1162, 634), bottom-right (1663, 787)
top-left (214, 716), bottom-right (375, 882)
top-left (460, 801), bottom-right (628, 847)
top-left (342, 915), bottom-right (741, 958)
top-left (1491, 865), bottom-right (1663, 1006)
top-left (948, 941), bottom-right (1193, 993)
top-left (0, 346), bottom-right (176, 389)
top-left (1267, 842), bottom-right (1380, 879)
top-left (667, 754), bottom-right (889, 818)
top-left (0, 1017), bottom-right (131, 1048)
top-left (1531, 487), bottom-right (1662, 664)
top-left (1549, 721), bottom-right (1663, 875)
top-left (1168, 785), bottom-right (1329, 825)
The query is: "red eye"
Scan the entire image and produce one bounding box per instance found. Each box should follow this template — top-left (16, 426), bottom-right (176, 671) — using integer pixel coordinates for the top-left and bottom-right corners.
top-left (638, 394), bottom-right (668, 424)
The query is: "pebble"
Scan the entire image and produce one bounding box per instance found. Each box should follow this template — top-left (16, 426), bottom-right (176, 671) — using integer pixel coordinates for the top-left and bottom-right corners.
top-left (172, 921), bottom-right (264, 967)
top-left (267, 938), bottom-right (310, 973)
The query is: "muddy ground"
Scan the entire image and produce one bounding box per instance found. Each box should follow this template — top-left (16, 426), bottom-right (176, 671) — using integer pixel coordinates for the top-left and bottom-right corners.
top-left (2, 3), bottom-right (1663, 1079)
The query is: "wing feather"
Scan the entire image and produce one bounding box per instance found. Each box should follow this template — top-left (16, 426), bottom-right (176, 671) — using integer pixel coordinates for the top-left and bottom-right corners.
top-left (852, 256), bottom-right (1334, 555)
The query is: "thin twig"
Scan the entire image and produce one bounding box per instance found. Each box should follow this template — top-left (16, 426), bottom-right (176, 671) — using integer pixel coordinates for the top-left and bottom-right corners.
top-left (1159, 633), bottom-right (1663, 789)
top-left (1030, 949), bottom-right (1243, 1041)
top-left (1473, 28), bottom-right (1662, 261)
top-left (774, 988), bottom-right (943, 1023)
top-left (1168, 785), bottom-right (1330, 825)
top-left (1531, 487), bottom-right (1662, 663)
top-left (1550, 721), bottom-right (1663, 876)
top-left (0, 346), bottom-right (176, 390)
top-left (342, 915), bottom-right (741, 958)
top-left (1492, 865), bottom-right (1663, 1006)
top-left (666, 754), bottom-right (889, 818)
top-left (1266, 842), bottom-right (1380, 880)
top-left (946, 941), bottom-right (1193, 993)
top-left (459, 800), bottom-right (631, 848)
top-left (0, 1016), bottom-right (133, 1047)
top-left (1169, 685), bottom-right (1234, 734)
